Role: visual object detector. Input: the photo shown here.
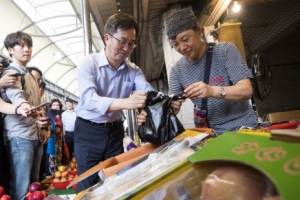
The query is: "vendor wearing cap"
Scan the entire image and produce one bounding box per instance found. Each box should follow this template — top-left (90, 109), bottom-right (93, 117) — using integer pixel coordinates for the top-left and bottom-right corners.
top-left (138, 8), bottom-right (257, 134)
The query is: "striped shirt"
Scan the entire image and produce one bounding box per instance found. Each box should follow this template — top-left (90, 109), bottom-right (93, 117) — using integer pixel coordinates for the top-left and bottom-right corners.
top-left (169, 42), bottom-right (257, 134)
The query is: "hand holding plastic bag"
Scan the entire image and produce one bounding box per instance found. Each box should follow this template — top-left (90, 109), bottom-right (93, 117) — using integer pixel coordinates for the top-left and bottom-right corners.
top-left (138, 91), bottom-right (185, 145)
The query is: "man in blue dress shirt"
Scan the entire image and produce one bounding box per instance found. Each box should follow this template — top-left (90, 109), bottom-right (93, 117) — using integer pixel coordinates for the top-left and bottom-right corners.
top-left (61, 99), bottom-right (76, 160)
top-left (75, 13), bottom-right (154, 193)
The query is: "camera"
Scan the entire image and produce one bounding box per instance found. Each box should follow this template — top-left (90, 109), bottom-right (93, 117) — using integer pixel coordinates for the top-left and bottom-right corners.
top-left (39, 80), bottom-right (46, 89)
top-left (0, 58), bottom-right (11, 68)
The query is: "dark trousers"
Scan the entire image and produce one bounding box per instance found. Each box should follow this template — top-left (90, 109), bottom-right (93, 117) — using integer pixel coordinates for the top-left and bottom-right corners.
top-left (0, 125), bottom-right (3, 186)
top-left (74, 117), bottom-right (124, 194)
top-left (39, 143), bottom-right (47, 181)
top-left (0, 120), bottom-right (3, 185)
top-left (64, 131), bottom-right (74, 160)
top-left (0, 125), bottom-right (11, 194)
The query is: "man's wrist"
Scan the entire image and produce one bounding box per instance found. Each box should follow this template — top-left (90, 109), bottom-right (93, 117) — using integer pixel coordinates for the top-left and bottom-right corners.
top-left (20, 102), bottom-right (29, 106)
top-left (17, 102), bottom-right (29, 109)
top-left (0, 79), bottom-right (4, 89)
top-left (15, 105), bottom-right (21, 115)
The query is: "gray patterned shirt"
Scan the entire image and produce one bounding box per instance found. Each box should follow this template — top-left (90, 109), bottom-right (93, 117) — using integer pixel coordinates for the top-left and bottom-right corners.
top-left (169, 42), bottom-right (257, 134)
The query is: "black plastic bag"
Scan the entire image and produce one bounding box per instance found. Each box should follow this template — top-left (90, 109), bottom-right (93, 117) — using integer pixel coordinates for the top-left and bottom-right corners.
top-left (138, 91), bottom-right (185, 145)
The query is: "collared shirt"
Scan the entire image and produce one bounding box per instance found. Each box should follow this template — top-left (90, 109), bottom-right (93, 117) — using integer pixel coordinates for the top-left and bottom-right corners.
top-left (61, 109), bottom-right (76, 132)
top-left (76, 49), bottom-right (153, 123)
top-left (1, 63), bottom-right (40, 141)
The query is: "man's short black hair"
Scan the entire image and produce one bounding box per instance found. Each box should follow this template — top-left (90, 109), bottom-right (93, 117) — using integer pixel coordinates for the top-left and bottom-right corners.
top-left (65, 99), bottom-right (73, 104)
top-left (27, 66), bottom-right (43, 77)
top-left (104, 13), bottom-right (138, 36)
top-left (4, 31), bottom-right (33, 57)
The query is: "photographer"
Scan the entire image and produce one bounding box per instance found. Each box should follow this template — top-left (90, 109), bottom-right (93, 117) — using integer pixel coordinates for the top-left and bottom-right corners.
top-left (1, 31), bottom-right (49, 200)
top-left (27, 66), bottom-right (46, 97)
top-left (0, 60), bottom-right (48, 191)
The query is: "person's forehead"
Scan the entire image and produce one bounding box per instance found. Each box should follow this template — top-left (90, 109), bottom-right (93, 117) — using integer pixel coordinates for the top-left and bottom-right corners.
top-left (18, 39), bottom-right (29, 45)
top-left (170, 30), bottom-right (193, 42)
top-left (114, 28), bottom-right (136, 38)
top-left (31, 70), bottom-right (41, 78)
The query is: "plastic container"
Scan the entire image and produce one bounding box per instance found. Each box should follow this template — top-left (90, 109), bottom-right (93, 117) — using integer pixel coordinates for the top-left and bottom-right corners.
top-left (68, 170), bottom-right (78, 176)
top-left (52, 180), bottom-right (70, 190)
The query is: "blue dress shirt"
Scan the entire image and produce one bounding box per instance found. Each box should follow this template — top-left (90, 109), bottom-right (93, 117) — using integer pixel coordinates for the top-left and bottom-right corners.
top-left (76, 49), bottom-right (153, 123)
top-left (61, 109), bottom-right (76, 132)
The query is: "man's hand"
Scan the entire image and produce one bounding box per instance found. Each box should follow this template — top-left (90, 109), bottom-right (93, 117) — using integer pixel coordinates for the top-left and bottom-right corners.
top-left (0, 72), bottom-right (18, 89)
top-left (170, 99), bottom-right (186, 115)
top-left (19, 103), bottom-right (35, 117)
top-left (35, 110), bottom-right (50, 127)
top-left (137, 110), bottom-right (147, 126)
top-left (125, 92), bottom-right (147, 110)
top-left (184, 81), bottom-right (213, 99)
top-left (40, 128), bottom-right (49, 144)
top-left (20, 103), bottom-right (31, 111)
top-left (17, 106), bottom-right (30, 117)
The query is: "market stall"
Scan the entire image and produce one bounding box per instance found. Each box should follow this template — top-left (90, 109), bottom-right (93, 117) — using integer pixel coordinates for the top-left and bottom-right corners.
top-left (70, 128), bottom-right (299, 200)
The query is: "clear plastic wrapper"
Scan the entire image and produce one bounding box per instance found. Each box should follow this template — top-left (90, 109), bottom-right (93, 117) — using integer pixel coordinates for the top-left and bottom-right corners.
top-left (81, 137), bottom-right (205, 199)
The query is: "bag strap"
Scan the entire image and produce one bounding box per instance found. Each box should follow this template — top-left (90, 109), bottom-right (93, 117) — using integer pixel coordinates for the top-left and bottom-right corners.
top-left (201, 43), bottom-right (215, 110)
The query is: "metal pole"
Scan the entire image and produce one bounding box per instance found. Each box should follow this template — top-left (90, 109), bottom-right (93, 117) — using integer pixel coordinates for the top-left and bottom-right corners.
top-left (133, 109), bottom-right (141, 146)
top-left (126, 108), bottom-right (141, 145)
top-left (81, 0), bottom-right (92, 55)
top-left (129, 109), bottom-right (140, 145)
top-left (126, 109), bottom-right (132, 138)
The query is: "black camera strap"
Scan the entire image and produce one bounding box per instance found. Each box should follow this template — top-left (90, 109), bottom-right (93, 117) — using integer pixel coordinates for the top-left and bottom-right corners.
top-left (201, 43), bottom-right (215, 110)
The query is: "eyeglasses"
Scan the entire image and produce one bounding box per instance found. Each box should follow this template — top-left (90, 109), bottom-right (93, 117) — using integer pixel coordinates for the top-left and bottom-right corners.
top-left (108, 33), bottom-right (136, 49)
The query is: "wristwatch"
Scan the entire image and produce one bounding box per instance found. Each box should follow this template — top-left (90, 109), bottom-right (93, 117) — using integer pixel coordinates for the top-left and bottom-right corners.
top-left (220, 87), bottom-right (226, 98)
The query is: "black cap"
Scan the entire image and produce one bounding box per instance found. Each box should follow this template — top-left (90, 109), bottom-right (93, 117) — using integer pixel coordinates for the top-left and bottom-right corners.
top-left (165, 8), bottom-right (198, 39)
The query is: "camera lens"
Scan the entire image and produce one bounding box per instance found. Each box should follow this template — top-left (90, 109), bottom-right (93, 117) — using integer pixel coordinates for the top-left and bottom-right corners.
top-left (0, 58), bottom-right (11, 68)
top-left (39, 81), bottom-right (46, 89)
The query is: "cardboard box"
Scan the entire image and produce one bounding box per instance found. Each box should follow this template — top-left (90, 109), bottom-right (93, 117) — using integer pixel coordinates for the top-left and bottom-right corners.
top-left (267, 109), bottom-right (300, 124)
top-left (270, 129), bottom-right (300, 143)
top-left (100, 154), bottom-right (146, 179)
top-left (188, 132), bottom-right (300, 200)
top-left (67, 143), bottom-right (159, 189)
